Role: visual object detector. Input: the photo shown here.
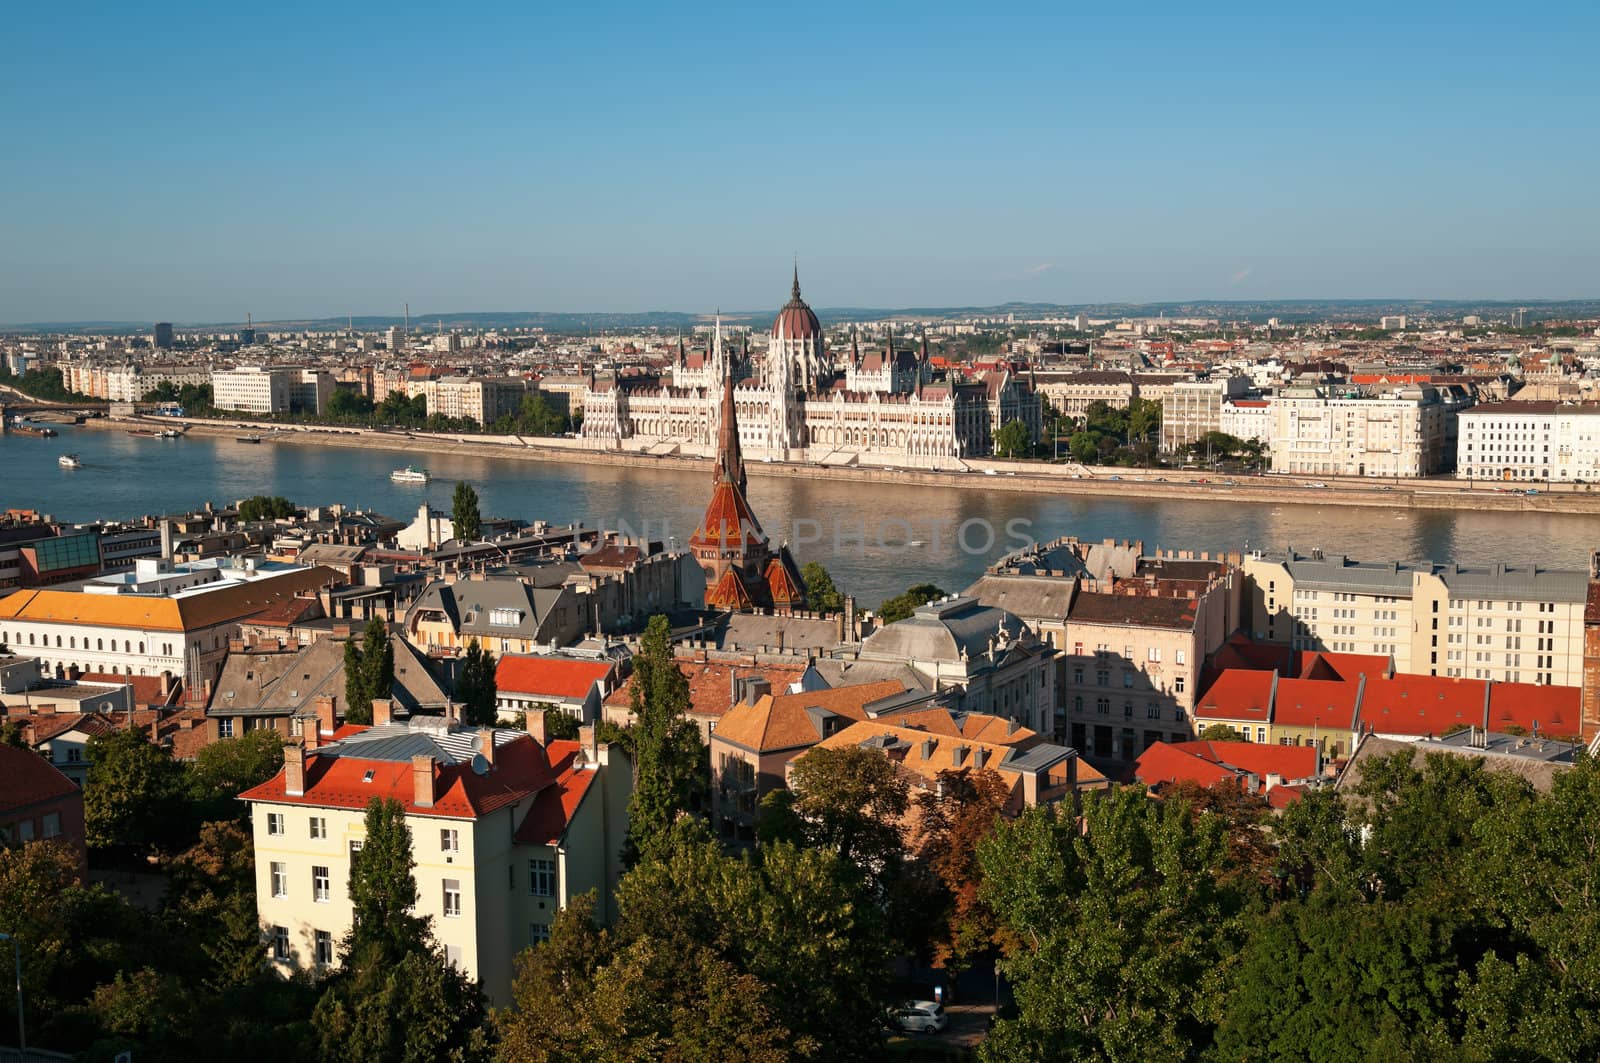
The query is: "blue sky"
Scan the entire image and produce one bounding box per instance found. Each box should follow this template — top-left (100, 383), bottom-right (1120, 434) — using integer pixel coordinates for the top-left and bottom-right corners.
top-left (3, 1), bottom-right (1597, 323)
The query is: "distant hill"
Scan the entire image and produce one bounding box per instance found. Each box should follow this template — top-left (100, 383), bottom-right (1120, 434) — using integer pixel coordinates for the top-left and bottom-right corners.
top-left (5, 298), bottom-right (1598, 334)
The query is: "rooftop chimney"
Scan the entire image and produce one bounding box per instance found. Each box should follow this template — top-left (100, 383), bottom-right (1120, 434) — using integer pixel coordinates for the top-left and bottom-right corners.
top-left (372, 698), bottom-right (393, 727)
top-left (314, 695), bottom-right (336, 736)
top-left (412, 754), bottom-right (436, 808)
top-left (528, 706), bottom-right (548, 746)
top-left (477, 727), bottom-right (496, 768)
top-left (285, 743), bottom-right (306, 796)
top-left (304, 721), bottom-right (320, 750)
top-left (578, 723), bottom-right (597, 764)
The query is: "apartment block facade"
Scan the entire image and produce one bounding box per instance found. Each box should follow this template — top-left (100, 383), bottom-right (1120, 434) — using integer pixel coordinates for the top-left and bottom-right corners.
top-left (1242, 550), bottom-right (1589, 686)
top-left (1456, 402), bottom-right (1600, 483)
top-left (1267, 386), bottom-right (1449, 477)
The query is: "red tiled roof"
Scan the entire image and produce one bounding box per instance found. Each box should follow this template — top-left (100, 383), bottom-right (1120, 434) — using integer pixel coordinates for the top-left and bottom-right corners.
top-left (1486, 681), bottom-right (1584, 739)
top-left (241, 730), bottom-right (559, 820)
top-left (1171, 740), bottom-right (1318, 780)
top-left (496, 656), bottom-right (612, 700)
top-left (1194, 669), bottom-right (1274, 723)
top-left (1298, 651), bottom-right (1390, 683)
top-left (1130, 742), bottom-right (1237, 790)
top-left (1271, 677), bottom-right (1360, 731)
top-left (1357, 675), bottom-right (1485, 738)
top-left (78, 672), bottom-right (180, 708)
top-left (705, 567), bottom-right (757, 611)
top-left (514, 741), bottom-right (596, 844)
top-left (604, 659), bottom-right (807, 721)
top-left (0, 744), bottom-right (77, 813)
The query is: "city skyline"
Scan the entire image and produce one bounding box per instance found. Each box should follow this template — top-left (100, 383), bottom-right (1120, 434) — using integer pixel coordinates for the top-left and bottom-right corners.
top-left (4, 3), bottom-right (1598, 322)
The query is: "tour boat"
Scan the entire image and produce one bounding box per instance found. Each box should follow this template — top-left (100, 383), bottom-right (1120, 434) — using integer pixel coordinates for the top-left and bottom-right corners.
top-left (58, 454), bottom-right (83, 469)
top-left (391, 466), bottom-right (431, 485)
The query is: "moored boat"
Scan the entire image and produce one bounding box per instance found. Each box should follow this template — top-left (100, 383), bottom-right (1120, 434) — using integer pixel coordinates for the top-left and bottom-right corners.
top-left (391, 465), bottom-right (431, 484)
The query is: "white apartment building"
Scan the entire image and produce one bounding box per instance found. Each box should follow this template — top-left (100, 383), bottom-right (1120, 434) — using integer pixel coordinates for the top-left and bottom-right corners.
top-left (1242, 549), bottom-right (1590, 686)
top-left (1456, 402), bottom-right (1600, 482)
top-left (408, 376), bottom-right (527, 426)
top-left (242, 717), bottom-right (630, 1004)
top-left (1268, 386), bottom-right (1448, 477)
top-left (1219, 398), bottom-right (1273, 444)
top-left (0, 560), bottom-right (335, 687)
top-left (213, 366), bottom-right (295, 414)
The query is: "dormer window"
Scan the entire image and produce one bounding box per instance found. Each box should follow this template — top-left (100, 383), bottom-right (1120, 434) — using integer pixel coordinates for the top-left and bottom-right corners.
top-left (363, 770), bottom-right (375, 783)
top-left (489, 607), bottom-right (524, 627)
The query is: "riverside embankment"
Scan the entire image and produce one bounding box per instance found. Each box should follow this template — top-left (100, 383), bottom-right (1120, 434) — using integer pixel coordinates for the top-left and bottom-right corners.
top-left (83, 414), bottom-right (1600, 517)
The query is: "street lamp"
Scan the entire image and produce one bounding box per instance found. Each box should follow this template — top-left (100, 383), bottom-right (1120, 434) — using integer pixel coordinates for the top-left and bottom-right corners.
top-left (0, 932), bottom-right (21, 1055)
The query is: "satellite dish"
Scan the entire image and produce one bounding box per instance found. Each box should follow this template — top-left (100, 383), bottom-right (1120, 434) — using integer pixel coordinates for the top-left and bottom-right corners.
top-left (470, 753), bottom-right (490, 776)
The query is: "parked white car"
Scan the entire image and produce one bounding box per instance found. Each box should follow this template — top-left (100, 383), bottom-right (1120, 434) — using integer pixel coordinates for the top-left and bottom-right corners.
top-left (888, 1001), bottom-right (948, 1034)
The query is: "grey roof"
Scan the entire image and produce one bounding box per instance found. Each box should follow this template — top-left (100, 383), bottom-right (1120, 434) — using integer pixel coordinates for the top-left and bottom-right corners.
top-left (962, 574), bottom-right (1076, 623)
top-left (407, 577), bottom-right (582, 641)
top-left (808, 659), bottom-right (932, 692)
top-left (298, 543), bottom-right (369, 565)
top-left (862, 596), bottom-right (1032, 663)
top-left (208, 631), bottom-right (449, 719)
top-left (717, 613), bottom-right (844, 654)
top-left (324, 720), bottom-right (522, 765)
top-left (1002, 742), bottom-right (1078, 773)
top-left (1277, 550), bottom-right (1588, 602)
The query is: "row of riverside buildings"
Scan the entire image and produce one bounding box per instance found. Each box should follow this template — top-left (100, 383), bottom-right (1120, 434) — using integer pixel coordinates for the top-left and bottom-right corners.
top-left (580, 270), bottom-right (1042, 468)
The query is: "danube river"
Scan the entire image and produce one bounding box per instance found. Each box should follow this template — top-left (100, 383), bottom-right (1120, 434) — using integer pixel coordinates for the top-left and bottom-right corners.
top-left (4, 426), bottom-right (1596, 605)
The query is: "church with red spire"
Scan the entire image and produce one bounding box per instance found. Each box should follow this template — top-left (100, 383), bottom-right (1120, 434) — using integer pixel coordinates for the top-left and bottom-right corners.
top-left (687, 367), bottom-right (806, 612)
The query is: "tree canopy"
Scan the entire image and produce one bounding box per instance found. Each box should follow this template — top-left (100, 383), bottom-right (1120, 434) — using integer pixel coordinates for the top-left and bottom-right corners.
top-left (237, 495), bottom-right (297, 522)
top-left (452, 481), bottom-right (482, 544)
top-left (876, 582), bottom-right (947, 625)
top-left (800, 561), bottom-right (843, 614)
top-left (343, 616), bottom-right (393, 726)
top-left (620, 615), bottom-right (707, 865)
top-left (455, 638), bottom-right (499, 726)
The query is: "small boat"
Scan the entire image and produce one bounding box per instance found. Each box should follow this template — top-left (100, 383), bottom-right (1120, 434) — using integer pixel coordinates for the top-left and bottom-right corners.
top-left (126, 428), bottom-right (157, 436)
top-left (391, 465), bottom-right (431, 484)
top-left (58, 454), bottom-right (83, 469)
top-left (159, 428), bottom-right (183, 439)
top-left (236, 435), bottom-right (262, 444)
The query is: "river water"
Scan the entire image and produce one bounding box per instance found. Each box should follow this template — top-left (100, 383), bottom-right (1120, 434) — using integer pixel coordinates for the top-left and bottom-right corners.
top-left (4, 426), bottom-right (1595, 606)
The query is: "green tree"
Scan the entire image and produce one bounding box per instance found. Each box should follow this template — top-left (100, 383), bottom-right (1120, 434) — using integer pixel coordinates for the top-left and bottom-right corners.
top-left (452, 480), bottom-right (482, 543)
top-left (313, 946), bottom-right (489, 1063)
top-left (237, 495), bottom-right (296, 522)
top-left (343, 616), bottom-right (394, 726)
top-left (344, 797), bottom-right (429, 965)
top-left (189, 729), bottom-right (284, 822)
top-left (314, 796), bottom-right (489, 1061)
top-left (456, 638), bottom-right (499, 726)
top-left (994, 419), bottom-right (1032, 459)
top-left (1068, 430), bottom-right (1101, 464)
top-left (539, 703), bottom-right (581, 741)
top-left (326, 389), bottom-right (376, 418)
top-left (787, 744), bottom-right (909, 873)
top-left (162, 821), bottom-right (266, 993)
top-left (978, 789), bottom-right (1234, 1062)
top-left (876, 582), bottom-right (947, 625)
top-left (83, 728), bottom-right (189, 853)
top-left (800, 561), bottom-right (843, 614)
top-left (1196, 723), bottom-right (1243, 742)
top-left (0, 719), bottom-right (27, 747)
top-left (621, 615), bottom-right (708, 865)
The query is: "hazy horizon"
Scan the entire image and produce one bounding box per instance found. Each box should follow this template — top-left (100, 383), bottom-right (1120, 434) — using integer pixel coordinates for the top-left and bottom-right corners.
top-left (5, 3), bottom-right (1597, 323)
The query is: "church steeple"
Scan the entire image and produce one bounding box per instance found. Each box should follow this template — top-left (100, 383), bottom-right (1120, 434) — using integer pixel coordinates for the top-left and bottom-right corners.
top-left (715, 364), bottom-right (746, 495)
top-left (791, 261), bottom-right (802, 303)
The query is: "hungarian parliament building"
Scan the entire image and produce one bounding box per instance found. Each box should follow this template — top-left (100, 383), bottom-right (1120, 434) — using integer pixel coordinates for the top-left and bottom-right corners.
top-left (581, 270), bottom-right (1042, 468)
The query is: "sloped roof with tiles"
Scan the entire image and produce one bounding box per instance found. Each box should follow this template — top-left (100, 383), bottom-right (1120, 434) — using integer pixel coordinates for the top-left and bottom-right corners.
top-left (605, 659), bottom-right (807, 723)
top-left (713, 680), bottom-right (907, 754)
top-left (497, 656), bottom-right (613, 701)
top-left (242, 723), bottom-right (566, 820)
top-left (0, 744), bottom-right (78, 813)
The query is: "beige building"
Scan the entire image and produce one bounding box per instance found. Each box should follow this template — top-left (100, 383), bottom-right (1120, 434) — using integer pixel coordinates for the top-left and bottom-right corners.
top-left (1032, 371), bottom-right (1137, 418)
top-left (1267, 386), bottom-right (1448, 477)
top-left (1242, 549), bottom-right (1589, 685)
top-left (1160, 376), bottom-right (1250, 451)
top-left (241, 715), bottom-right (630, 1004)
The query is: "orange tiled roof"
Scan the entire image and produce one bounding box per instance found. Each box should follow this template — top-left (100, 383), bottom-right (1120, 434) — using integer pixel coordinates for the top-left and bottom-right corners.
top-left (496, 656), bottom-right (613, 700)
top-left (0, 568), bottom-right (336, 633)
top-left (705, 568), bottom-right (757, 611)
top-left (514, 741), bottom-right (597, 844)
top-left (604, 659), bottom-right (807, 721)
top-left (713, 680), bottom-right (907, 753)
top-left (1194, 669), bottom-right (1274, 723)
